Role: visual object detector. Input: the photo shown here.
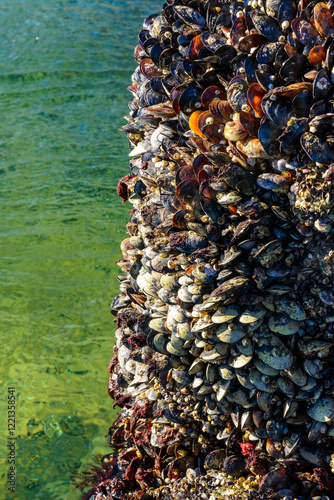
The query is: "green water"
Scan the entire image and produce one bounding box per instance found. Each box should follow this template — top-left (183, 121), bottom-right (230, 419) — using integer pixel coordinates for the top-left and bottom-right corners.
top-left (0, 1), bottom-right (161, 498)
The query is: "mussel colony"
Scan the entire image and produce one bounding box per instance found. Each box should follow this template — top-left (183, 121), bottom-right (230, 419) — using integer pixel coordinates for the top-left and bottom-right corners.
top-left (84, 0), bottom-right (334, 499)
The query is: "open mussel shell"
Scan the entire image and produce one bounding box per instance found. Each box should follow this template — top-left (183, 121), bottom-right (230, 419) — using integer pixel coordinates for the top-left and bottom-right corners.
top-left (139, 58), bottom-right (163, 80)
top-left (209, 99), bottom-right (234, 122)
top-left (176, 178), bottom-right (200, 206)
top-left (239, 111), bottom-right (260, 137)
top-left (188, 34), bottom-right (203, 60)
top-left (172, 209), bottom-right (195, 229)
top-left (179, 86), bottom-right (203, 115)
top-left (189, 110), bottom-right (205, 137)
top-left (247, 83), bottom-right (266, 118)
top-left (197, 111), bottom-right (224, 143)
top-left (201, 86), bottom-right (226, 108)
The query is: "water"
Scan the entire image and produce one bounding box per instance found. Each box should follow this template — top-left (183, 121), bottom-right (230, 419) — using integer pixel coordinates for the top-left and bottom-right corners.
top-left (0, 1), bottom-right (162, 498)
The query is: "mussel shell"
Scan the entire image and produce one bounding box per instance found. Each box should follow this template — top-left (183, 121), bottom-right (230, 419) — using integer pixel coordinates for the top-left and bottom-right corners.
top-left (278, 0), bottom-right (297, 26)
top-left (217, 45), bottom-right (238, 68)
top-left (238, 33), bottom-right (265, 53)
top-left (249, 368), bottom-right (276, 393)
top-left (174, 5), bottom-right (206, 28)
top-left (239, 111), bottom-right (260, 137)
top-left (199, 197), bottom-right (224, 224)
top-left (140, 58), bottom-right (164, 80)
top-left (159, 48), bottom-right (177, 71)
top-left (258, 119), bottom-right (282, 157)
top-left (236, 137), bottom-right (270, 159)
top-left (255, 65), bottom-right (279, 91)
top-left (200, 31), bottom-right (226, 53)
top-left (299, 446), bottom-right (330, 466)
top-left (224, 119), bottom-right (247, 142)
top-left (153, 333), bottom-right (170, 355)
top-left (261, 98), bottom-right (295, 128)
top-left (300, 132), bottom-right (334, 164)
top-left (306, 396), bottom-right (334, 422)
top-left (319, 290), bottom-right (334, 306)
top-left (309, 113), bottom-right (334, 134)
top-left (291, 18), bottom-right (321, 46)
top-left (266, 0), bottom-right (281, 18)
top-left (314, 1), bottom-right (334, 38)
top-left (201, 86), bottom-right (226, 108)
top-left (189, 110), bottom-right (206, 137)
top-left (256, 333), bottom-right (294, 370)
top-left (179, 86), bottom-right (204, 115)
top-left (176, 178), bottom-right (200, 205)
top-left (244, 54), bottom-right (258, 85)
top-left (247, 83), bottom-right (266, 117)
top-left (172, 209), bottom-right (195, 229)
top-left (209, 99), bottom-right (234, 122)
top-left (256, 42), bottom-right (283, 64)
top-left (267, 313), bottom-right (300, 335)
top-left (308, 45), bottom-right (326, 65)
top-left (138, 29), bottom-right (151, 49)
top-left (219, 164), bottom-right (256, 195)
top-left (230, 16), bottom-right (247, 47)
top-left (251, 11), bottom-right (283, 41)
top-left (150, 43), bottom-right (165, 67)
top-left (254, 357), bottom-right (279, 376)
top-left (275, 297), bottom-right (306, 321)
top-left (280, 54), bottom-right (308, 81)
top-left (292, 91), bottom-right (312, 117)
top-left (278, 117), bottom-right (309, 155)
top-left (309, 99), bottom-right (327, 118)
top-left (275, 46), bottom-right (289, 71)
top-left (215, 3), bottom-right (232, 27)
top-left (227, 75), bottom-right (250, 113)
top-left (313, 68), bottom-right (332, 100)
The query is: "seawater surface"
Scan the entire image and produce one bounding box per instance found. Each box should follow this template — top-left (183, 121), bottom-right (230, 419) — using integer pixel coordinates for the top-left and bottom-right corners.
top-left (0, 1), bottom-right (162, 498)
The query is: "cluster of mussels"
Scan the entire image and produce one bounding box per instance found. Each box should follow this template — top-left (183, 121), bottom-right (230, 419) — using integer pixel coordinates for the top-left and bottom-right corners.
top-left (83, 0), bottom-right (334, 499)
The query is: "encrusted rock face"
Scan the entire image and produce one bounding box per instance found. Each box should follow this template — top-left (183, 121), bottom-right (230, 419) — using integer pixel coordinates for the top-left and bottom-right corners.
top-left (81, 1), bottom-right (334, 499)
